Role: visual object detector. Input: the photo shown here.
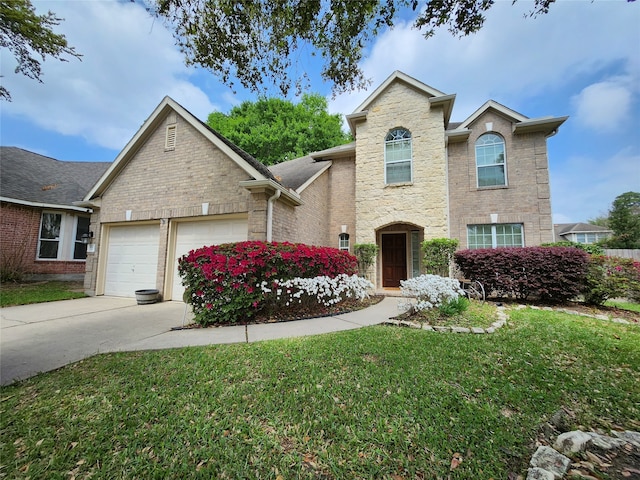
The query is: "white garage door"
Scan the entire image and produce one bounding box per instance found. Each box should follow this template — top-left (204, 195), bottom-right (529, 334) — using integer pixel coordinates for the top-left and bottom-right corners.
top-left (104, 224), bottom-right (160, 297)
top-left (172, 218), bottom-right (247, 300)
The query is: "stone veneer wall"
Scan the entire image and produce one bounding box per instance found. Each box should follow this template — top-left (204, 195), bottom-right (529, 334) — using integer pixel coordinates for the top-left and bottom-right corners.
top-left (354, 81), bottom-right (449, 286)
top-left (447, 110), bottom-right (554, 248)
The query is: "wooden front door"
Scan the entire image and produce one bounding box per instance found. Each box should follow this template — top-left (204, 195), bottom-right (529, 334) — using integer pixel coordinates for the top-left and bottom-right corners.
top-left (382, 233), bottom-right (407, 288)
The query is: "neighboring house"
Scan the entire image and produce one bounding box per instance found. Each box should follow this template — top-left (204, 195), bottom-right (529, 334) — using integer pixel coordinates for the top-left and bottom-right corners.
top-left (554, 223), bottom-right (613, 244)
top-left (0, 147), bottom-right (110, 280)
top-left (81, 71), bottom-right (567, 298)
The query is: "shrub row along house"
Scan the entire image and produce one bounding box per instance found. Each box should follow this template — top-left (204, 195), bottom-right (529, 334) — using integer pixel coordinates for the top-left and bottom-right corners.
top-left (1, 71), bottom-right (567, 298)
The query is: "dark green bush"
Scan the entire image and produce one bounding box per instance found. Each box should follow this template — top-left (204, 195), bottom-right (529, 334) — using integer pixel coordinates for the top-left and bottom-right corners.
top-left (541, 241), bottom-right (604, 256)
top-left (422, 238), bottom-right (459, 277)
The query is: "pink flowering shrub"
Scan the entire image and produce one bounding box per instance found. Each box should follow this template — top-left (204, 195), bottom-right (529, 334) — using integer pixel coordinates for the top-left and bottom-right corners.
top-left (178, 241), bottom-right (358, 325)
top-left (583, 255), bottom-right (640, 305)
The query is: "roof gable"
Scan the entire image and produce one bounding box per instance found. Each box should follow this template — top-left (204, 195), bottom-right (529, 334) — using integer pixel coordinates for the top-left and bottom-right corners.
top-left (451, 100), bottom-right (568, 137)
top-left (346, 71), bottom-right (455, 134)
top-left (0, 147), bottom-right (109, 209)
top-left (84, 97), bottom-right (276, 200)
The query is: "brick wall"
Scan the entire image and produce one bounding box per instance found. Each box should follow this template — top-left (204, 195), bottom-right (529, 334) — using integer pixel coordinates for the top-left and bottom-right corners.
top-left (447, 110), bottom-right (554, 248)
top-left (1, 202), bottom-right (86, 279)
top-left (327, 157), bottom-right (356, 251)
top-left (86, 111), bottom-right (270, 295)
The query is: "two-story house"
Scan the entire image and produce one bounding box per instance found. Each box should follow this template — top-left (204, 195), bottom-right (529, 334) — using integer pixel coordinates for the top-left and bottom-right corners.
top-left (80, 71), bottom-right (567, 299)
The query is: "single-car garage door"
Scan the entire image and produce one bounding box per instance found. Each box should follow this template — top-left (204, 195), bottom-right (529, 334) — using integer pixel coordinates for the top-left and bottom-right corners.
top-left (171, 218), bottom-right (247, 300)
top-left (104, 224), bottom-right (160, 297)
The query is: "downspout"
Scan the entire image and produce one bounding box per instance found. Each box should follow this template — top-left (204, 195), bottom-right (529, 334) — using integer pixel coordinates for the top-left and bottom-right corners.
top-left (266, 189), bottom-right (281, 242)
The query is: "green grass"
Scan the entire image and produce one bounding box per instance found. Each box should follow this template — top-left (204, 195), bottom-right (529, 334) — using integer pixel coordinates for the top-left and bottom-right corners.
top-left (605, 299), bottom-right (640, 313)
top-left (1, 308), bottom-right (638, 479)
top-left (396, 298), bottom-right (498, 328)
top-left (0, 281), bottom-right (85, 307)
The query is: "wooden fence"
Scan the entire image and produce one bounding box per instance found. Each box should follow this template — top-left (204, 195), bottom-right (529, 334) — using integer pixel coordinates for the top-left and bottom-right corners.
top-left (604, 249), bottom-right (640, 260)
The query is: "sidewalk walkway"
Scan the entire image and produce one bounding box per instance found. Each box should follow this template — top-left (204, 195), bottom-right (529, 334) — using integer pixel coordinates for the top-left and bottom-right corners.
top-left (1, 296), bottom-right (400, 386)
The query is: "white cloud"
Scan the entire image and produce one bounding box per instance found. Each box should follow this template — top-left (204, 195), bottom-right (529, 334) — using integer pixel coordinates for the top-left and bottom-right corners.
top-left (0, 0), bottom-right (218, 150)
top-left (572, 76), bottom-right (636, 132)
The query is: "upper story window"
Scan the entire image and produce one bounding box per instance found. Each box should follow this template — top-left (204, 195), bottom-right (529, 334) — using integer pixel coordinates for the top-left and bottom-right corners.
top-left (475, 133), bottom-right (506, 187)
top-left (467, 223), bottom-right (523, 249)
top-left (339, 233), bottom-right (350, 251)
top-left (385, 128), bottom-right (412, 184)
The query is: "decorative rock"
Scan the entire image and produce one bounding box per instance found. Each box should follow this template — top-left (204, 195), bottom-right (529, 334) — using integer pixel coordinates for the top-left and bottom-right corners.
top-left (529, 446), bottom-right (571, 478)
top-left (586, 432), bottom-right (627, 450)
top-left (486, 327), bottom-right (496, 334)
top-left (471, 327), bottom-right (485, 334)
top-left (421, 325), bottom-right (434, 331)
top-left (526, 467), bottom-right (556, 480)
top-left (554, 431), bottom-right (592, 454)
top-left (433, 326), bottom-right (450, 332)
top-left (612, 430), bottom-right (640, 448)
top-left (451, 326), bottom-right (471, 333)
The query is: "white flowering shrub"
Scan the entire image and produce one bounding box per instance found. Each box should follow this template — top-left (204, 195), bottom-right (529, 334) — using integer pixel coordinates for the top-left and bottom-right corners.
top-left (260, 274), bottom-right (374, 312)
top-left (399, 274), bottom-right (465, 312)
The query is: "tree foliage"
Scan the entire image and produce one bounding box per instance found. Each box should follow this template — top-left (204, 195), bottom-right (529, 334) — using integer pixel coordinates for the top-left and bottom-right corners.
top-left (153, 0), bottom-right (560, 95)
top-left (0, 0), bottom-right (81, 101)
top-left (207, 93), bottom-right (351, 165)
top-left (604, 191), bottom-right (640, 248)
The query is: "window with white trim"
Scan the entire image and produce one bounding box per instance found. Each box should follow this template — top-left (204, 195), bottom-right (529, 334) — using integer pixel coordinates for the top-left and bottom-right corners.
top-left (575, 232), bottom-right (608, 244)
top-left (73, 216), bottom-right (91, 260)
top-left (385, 128), bottom-right (412, 184)
top-left (37, 212), bottom-right (90, 260)
top-left (475, 133), bottom-right (506, 187)
top-left (339, 233), bottom-right (350, 251)
top-left (38, 212), bottom-right (62, 259)
top-left (467, 224), bottom-right (523, 249)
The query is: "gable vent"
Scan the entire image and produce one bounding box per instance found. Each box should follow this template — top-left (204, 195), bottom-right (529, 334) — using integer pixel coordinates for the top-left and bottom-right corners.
top-left (165, 124), bottom-right (177, 150)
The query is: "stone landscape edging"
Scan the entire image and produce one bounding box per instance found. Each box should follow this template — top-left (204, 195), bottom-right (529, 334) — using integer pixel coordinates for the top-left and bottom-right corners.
top-left (384, 304), bottom-right (508, 334)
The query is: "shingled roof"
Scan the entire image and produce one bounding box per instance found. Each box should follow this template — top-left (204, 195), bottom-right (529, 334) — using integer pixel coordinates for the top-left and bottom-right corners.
top-left (0, 147), bottom-right (110, 206)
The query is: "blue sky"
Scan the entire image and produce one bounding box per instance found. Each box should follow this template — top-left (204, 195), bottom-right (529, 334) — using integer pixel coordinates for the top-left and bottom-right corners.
top-left (1, 0), bottom-right (638, 224)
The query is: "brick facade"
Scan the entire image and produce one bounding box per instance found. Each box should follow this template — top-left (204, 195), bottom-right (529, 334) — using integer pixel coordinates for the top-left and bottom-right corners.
top-left (86, 111), bottom-right (275, 296)
top-left (447, 110), bottom-right (554, 248)
top-left (1, 202), bottom-right (86, 280)
top-left (84, 74), bottom-right (564, 296)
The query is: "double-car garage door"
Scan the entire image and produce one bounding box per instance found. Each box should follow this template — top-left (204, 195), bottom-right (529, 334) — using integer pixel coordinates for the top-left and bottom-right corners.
top-left (103, 218), bottom-right (247, 300)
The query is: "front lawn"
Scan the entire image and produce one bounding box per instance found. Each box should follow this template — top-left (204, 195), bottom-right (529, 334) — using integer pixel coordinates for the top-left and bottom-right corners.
top-left (0, 281), bottom-right (85, 307)
top-left (1, 308), bottom-right (638, 479)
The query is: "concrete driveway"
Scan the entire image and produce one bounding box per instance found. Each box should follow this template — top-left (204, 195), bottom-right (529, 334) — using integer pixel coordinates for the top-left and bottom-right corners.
top-left (1, 296), bottom-right (398, 386)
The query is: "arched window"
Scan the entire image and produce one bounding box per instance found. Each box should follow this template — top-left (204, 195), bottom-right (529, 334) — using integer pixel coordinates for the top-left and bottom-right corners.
top-left (475, 133), bottom-right (506, 187)
top-left (338, 233), bottom-right (350, 251)
top-left (385, 128), bottom-right (412, 184)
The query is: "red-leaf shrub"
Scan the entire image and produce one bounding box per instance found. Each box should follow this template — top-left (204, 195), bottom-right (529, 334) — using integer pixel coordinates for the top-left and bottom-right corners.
top-left (178, 241), bottom-right (358, 325)
top-left (583, 255), bottom-right (640, 305)
top-left (454, 247), bottom-right (589, 302)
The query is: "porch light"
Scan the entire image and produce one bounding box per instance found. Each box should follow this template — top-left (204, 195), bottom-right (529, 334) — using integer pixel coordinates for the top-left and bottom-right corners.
top-left (81, 231), bottom-right (94, 244)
